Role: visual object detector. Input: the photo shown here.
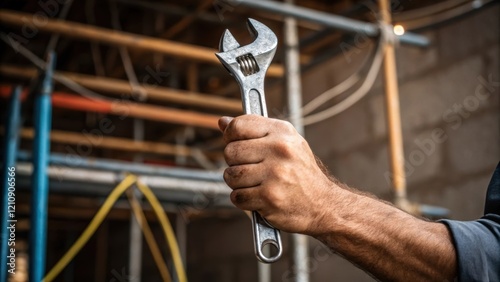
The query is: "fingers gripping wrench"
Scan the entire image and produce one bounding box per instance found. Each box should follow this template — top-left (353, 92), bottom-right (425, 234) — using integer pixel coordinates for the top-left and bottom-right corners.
top-left (216, 19), bottom-right (283, 263)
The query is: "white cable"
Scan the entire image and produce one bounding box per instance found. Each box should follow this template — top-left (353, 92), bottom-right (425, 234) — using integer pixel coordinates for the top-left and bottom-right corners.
top-left (302, 75), bottom-right (359, 116)
top-left (301, 45), bottom-right (376, 116)
top-left (45, 0), bottom-right (74, 54)
top-left (302, 33), bottom-right (385, 126)
top-left (1, 33), bottom-right (46, 68)
top-left (110, 2), bottom-right (147, 101)
top-left (0, 32), bottom-right (121, 103)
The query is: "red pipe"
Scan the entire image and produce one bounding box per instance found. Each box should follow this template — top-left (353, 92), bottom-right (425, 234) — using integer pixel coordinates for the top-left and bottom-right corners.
top-left (0, 85), bottom-right (112, 113)
top-left (0, 84), bottom-right (220, 129)
top-left (51, 93), bottom-right (112, 113)
top-left (0, 85), bottom-right (29, 101)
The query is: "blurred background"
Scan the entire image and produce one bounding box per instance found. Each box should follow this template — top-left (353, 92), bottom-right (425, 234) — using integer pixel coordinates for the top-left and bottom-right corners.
top-left (0, 0), bottom-right (498, 281)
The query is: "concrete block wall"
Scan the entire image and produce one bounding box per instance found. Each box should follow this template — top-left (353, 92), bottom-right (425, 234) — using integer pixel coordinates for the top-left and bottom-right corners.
top-left (303, 5), bottom-right (499, 281)
top-left (187, 5), bottom-right (499, 282)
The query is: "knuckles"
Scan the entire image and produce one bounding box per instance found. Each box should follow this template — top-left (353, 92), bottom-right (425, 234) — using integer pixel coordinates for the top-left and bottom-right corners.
top-left (260, 185), bottom-right (284, 210)
top-left (222, 117), bottom-right (242, 144)
top-left (223, 143), bottom-right (233, 164)
top-left (223, 142), bottom-right (241, 166)
top-left (223, 166), bottom-right (244, 188)
top-left (272, 139), bottom-right (296, 159)
top-left (279, 120), bottom-right (297, 134)
top-left (269, 120), bottom-right (305, 159)
top-left (229, 190), bottom-right (243, 207)
top-left (230, 190), bottom-right (249, 208)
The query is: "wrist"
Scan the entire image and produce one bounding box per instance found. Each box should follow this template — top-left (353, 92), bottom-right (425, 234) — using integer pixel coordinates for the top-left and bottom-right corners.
top-left (305, 180), bottom-right (352, 237)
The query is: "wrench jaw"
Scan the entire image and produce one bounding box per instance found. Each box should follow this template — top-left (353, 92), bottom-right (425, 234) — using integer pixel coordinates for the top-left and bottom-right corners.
top-left (215, 18), bottom-right (277, 88)
top-left (219, 29), bottom-right (240, 53)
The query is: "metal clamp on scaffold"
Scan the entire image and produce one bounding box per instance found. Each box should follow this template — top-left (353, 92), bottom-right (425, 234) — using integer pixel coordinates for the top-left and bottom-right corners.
top-left (216, 18), bottom-right (283, 263)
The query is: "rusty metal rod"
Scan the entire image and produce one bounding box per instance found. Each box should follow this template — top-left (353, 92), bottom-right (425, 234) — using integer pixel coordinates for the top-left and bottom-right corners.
top-left (378, 0), bottom-right (407, 205)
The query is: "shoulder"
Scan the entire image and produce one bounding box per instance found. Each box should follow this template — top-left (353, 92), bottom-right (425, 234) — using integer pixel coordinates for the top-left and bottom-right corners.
top-left (440, 217), bottom-right (500, 282)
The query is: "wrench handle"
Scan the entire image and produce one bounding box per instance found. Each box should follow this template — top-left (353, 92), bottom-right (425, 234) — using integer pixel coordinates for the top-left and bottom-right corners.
top-left (252, 211), bottom-right (283, 263)
top-left (243, 87), bottom-right (283, 263)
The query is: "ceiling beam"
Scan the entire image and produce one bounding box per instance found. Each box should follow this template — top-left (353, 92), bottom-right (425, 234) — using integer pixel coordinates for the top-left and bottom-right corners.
top-left (0, 9), bottom-right (284, 77)
top-left (0, 85), bottom-right (221, 130)
top-left (16, 128), bottom-right (222, 160)
top-left (0, 64), bottom-right (242, 113)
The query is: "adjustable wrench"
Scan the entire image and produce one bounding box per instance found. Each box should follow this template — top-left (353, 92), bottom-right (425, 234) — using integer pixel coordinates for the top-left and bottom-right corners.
top-left (216, 19), bottom-right (282, 263)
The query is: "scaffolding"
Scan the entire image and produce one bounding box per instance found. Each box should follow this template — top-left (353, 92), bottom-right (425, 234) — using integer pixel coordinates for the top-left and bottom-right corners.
top-left (0, 0), bottom-right (433, 281)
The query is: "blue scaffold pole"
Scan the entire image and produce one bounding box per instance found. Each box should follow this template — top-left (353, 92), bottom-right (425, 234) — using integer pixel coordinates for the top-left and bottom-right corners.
top-left (29, 52), bottom-right (56, 282)
top-left (0, 86), bottom-right (22, 282)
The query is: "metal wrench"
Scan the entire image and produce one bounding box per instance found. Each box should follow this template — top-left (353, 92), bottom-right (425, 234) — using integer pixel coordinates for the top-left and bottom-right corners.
top-left (216, 19), bottom-right (283, 263)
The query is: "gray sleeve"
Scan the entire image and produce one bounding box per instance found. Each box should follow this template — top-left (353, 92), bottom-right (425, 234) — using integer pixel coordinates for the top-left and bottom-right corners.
top-left (440, 214), bottom-right (500, 282)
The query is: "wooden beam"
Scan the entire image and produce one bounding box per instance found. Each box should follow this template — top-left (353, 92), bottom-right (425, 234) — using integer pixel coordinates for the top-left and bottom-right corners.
top-left (17, 128), bottom-right (221, 159)
top-left (0, 64), bottom-right (242, 113)
top-left (0, 85), bottom-right (221, 130)
top-left (0, 9), bottom-right (284, 77)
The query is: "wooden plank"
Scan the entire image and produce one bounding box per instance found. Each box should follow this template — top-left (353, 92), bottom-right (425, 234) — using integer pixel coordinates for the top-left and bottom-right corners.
top-left (18, 128), bottom-right (222, 159)
top-left (0, 85), bottom-right (221, 130)
top-left (0, 64), bottom-right (243, 112)
top-left (0, 9), bottom-right (284, 77)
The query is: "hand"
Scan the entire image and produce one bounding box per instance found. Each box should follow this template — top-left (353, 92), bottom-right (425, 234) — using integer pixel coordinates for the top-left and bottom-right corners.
top-left (219, 117), bottom-right (458, 282)
top-left (219, 115), bottom-right (335, 235)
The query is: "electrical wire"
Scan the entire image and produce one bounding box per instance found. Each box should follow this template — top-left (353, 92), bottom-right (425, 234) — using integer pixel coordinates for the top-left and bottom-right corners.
top-left (45, 0), bottom-right (74, 54)
top-left (135, 181), bottom-right (188, 282)
top-left (301, 0), bottom-right (493, 125)
top-left (0, 32), bottom-right (121, 103)
top-left (301, 42), bottom-right (376, 116)
top-left (302, 33), bottom-right (385, 126)
top-left (43, 174), bottom-right (138, 282)
top-left (126, 188), bottom-right (172, 282)
top-left (302, 74), bottom-right (360, 116)
top-left (396, 0), bottom-right (496, 31)
top-left (2, 32), bottom-right (216, 170)
top-left (43, 174), bottom-right (188, 282)
top-left (393, 0), bottom-right (472, 22)
top-left (109, 1), bottom-right (147, 101)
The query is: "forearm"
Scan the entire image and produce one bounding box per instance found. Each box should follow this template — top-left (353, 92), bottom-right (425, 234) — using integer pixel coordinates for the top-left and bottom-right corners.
top-left (218, 116), bottom-right (457, 281)
top-left (312, 183), bottom-right (457, 281)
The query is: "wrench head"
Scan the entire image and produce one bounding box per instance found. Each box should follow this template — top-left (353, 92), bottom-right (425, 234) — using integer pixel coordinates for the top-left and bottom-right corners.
top-left (216, 19), bottom-right (277, 81)
top-left (219, 29), bottom-right (240, 53)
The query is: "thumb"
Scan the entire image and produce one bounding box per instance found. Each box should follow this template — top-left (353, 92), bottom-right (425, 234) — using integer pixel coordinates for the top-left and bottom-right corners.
top-left (218, 116), bottom-right (234, 132)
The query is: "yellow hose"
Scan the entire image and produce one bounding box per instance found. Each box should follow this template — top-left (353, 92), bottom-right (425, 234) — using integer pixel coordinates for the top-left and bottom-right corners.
top-left (43, 174), bottom-right (137, 282)
top-left (126, 189), bottom-right (172, 282)
top-left (136, 181), bottom-right (187, 282)
top-left (43, 174), bottom-right (188, 282)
